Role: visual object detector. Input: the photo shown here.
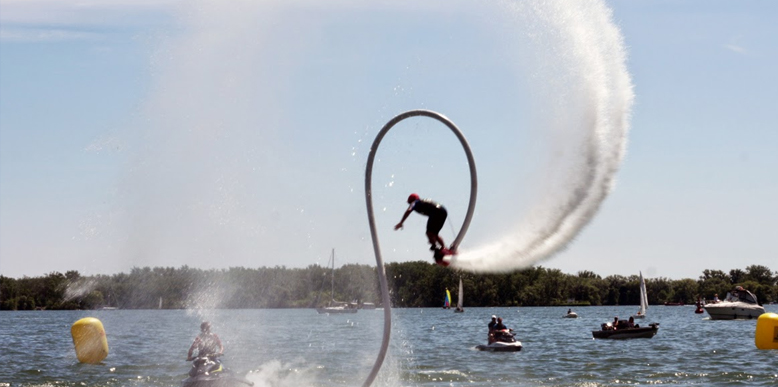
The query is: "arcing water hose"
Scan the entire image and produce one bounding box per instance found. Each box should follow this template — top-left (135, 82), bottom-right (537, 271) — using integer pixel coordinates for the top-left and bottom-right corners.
top-left (363, 110), bottom-right (478, 386)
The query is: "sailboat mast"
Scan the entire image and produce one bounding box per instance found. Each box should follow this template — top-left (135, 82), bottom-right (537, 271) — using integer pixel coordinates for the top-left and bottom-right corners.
top-left (330, 248), bottom-right (335, 303)
top-left (458, 278), bottom-right (464, 308)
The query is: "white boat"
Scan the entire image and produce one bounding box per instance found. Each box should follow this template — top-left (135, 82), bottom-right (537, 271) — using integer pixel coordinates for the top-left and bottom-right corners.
top-left (704, 287), bottom-right (765, 320)
top-left (564, 309), bottom-right (578, 318)
top-left (632, 271), bottom-right (648, 319)
top-left (316, 249), bottom-right (358, 314)
top-left (454, 277), bottom-right (464, 313)
top-left (317, 303), bottom-right (357, 314)
top-left (476, 341), bottom-right (523, 352)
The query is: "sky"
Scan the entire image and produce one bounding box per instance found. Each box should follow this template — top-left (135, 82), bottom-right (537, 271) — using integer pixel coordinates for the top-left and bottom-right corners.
top-left (1, 0), bottom-right (776, 280)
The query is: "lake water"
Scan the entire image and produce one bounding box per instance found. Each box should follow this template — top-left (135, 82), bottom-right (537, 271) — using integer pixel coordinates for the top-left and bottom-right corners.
top-left (2, 305), bottom-right (777, 386)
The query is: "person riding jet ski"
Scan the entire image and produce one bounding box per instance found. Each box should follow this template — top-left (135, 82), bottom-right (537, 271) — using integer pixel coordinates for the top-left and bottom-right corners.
top-left (186, 321), bottom-right (224, 377)
top-left (187, 321), bottom-right (224, 360)
top-left (489, 317), bottom-right (514, 344)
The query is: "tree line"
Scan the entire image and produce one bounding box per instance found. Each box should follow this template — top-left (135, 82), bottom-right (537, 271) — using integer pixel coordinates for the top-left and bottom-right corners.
top-left (1, 263), bottom-right (776, 310)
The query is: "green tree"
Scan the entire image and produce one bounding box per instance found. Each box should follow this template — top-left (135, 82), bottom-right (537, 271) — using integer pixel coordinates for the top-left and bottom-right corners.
top-left (743, 265), bottom-right (775, 286)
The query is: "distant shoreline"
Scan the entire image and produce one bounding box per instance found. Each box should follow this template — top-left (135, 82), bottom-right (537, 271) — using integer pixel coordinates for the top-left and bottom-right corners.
top-left (2, 263), bottom-right (775, 311)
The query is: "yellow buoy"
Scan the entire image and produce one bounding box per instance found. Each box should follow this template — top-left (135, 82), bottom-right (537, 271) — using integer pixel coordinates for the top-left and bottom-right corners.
top-left (71, 317), bottom-right (109, 363)
top-left (755, 312), bottom-right (778, 350)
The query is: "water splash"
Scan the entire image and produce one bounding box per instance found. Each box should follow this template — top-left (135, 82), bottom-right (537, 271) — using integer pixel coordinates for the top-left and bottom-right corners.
top-left (63, 278), bottom-right (98, 302)
top-left (451, 1), bottom-right (633, 273)
top-left (244, 360), bottom-right (319, 387)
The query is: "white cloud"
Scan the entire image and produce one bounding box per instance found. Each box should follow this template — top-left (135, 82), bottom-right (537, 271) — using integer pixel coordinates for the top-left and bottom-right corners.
top-left (0, 27), bottom-right (102, 42)
top-left (0, 0), bottom-right (183, 27)
top-left (0, 0), bottom-right (184, 42)
top-left (723, 44), bottom-right (747, 54)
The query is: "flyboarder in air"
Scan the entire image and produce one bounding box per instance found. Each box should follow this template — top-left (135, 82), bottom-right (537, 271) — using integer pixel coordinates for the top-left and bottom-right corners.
top-left (395, 193), bottom-right (454, 265)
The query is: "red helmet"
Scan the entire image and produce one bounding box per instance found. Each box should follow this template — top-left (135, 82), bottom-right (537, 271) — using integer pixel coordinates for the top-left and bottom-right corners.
top-left (407, 193), bottom-right (420, 203)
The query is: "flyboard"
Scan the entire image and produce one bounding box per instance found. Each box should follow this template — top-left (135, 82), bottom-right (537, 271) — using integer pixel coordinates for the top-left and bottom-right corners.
top-left (433, 247), bottom-right (456, 267)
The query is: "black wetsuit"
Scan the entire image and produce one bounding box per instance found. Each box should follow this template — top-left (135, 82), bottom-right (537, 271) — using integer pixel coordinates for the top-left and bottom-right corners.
top-left (410, 199), bottom-right (447, 235)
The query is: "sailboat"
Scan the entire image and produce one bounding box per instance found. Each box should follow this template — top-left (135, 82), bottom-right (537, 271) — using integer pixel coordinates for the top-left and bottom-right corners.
top-left (454, 277), bottom-right (464, 313)
top-left (316, 249), bottom-right (357, 314)
top-left (443, 288), bottom-right (451, 309)
top-left (633, 271), bottom-right (647, 319)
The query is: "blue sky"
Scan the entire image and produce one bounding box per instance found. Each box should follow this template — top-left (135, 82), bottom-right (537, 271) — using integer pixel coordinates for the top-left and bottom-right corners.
top-left (1, 0), bottom-right (776, 280)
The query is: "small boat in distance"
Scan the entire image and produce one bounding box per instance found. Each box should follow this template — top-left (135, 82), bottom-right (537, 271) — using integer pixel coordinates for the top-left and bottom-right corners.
top-left (315, 249), bottom-right (358, 314)
top-left (443, 288), bottom-right (451, 309)
top-left (454, 277), bottom-right (464, 313)
top-left (592, 319), bottom-right (659, 339)
top-left (632, 271), bottom-right (648, 319)
top-left (703, 286), bottom-right (765, 320)
top-left (564, 309), bottom-right (578, 318)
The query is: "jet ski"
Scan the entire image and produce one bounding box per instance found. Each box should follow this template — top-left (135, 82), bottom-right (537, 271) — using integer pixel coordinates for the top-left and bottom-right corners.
top-left (475, 329), bottom-right (522, 352)
top-left (181, 354), bottom-right (254, 387)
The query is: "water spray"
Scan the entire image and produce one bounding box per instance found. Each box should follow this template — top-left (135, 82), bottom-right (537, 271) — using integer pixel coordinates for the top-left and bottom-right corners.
top-left (363, 110), bottom-right (478, 387)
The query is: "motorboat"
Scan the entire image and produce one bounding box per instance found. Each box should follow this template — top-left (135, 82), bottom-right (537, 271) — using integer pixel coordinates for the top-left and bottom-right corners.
top-left (476, 329), bottom-right (522, 352)
top-left (181, 354), bottom-right (253, 387)
top-left (592, 321), bottom-right (659, 339)
top-left (703, 287), bottom-right (765, 320)
top-left (564, 309), bottom-right (578, 318)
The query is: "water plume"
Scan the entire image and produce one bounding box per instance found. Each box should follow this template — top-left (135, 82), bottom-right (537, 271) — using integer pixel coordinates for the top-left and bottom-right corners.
top-left (63, 278), bottom-right (98, 302)
top-left (245, 360), bottom-right (319, 387)
top-left (451, 1), bottom-right (633, 272)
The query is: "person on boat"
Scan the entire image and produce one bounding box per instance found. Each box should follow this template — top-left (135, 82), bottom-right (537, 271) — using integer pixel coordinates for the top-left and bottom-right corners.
top-left (611, 317), bottom-right (619, 330)
top-left (395, 193), bottom-right (449, 252)
top-left (187, 321), bottom-right (224, 361)
top-left (713, 293), bottom-right (720, 303)
top-left (494, 317), bottom-right (508, 331)
top-left (627, 316), bottom-right (635, 328)
top-left (491, 317), bottom-right (514, 343)
top-left (487, 315), bottom-right (498, 343)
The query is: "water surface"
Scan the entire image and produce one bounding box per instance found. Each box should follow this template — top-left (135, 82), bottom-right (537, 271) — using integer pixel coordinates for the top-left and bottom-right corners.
top-left (2, 305), bottom-right (777, 386)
